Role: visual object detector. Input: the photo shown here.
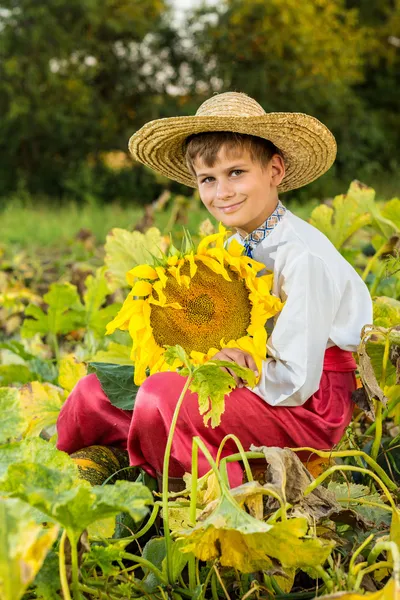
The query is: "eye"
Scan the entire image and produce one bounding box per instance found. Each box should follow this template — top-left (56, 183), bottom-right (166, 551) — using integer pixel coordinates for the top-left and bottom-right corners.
top-left (231, 169), bottom-right (244, 177)
top-left (201, 176), bottom-right (214, 184)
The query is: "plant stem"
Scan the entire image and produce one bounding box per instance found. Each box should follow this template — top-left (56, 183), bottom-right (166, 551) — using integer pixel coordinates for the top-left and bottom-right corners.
top-left (188, 439), bottom-right (198, 590)
top-left (291, 447), bottom-right (397, 491)
top-left (67, 531), bottom-right (81, 600)
top-left (365, 395), bottom-right (400, 435)
top-left (162, 373), bottom-right (193, 583)
top-left (59, 530), bottom-right (72, 600)
top-left (215, 434), bottom-right (254, 483)
top-left (121, 552), bottom-right (167, 583)
top-left (304, 465), bottom-right (397, 510)
top-left (362, 242), bottom-right (387, 282)
top-left (371, 335), bottom-right (391, 461)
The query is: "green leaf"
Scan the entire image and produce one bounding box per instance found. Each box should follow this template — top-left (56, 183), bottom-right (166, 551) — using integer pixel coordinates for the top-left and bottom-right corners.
top-left (327, 482), bottom-right (391, 527)
top-left (21, 282), bottom-right (84, 338)
top-left (189, 361), bottom-right (256, 428)
top-left (87, 362), bottom-right (139, 410)
top-left (0, 438), bottom-right (79, 484)
top-left (0, 387), bottom-right (25, 444)
top-left (2, 462), bottom-right (153, 538)
top-left (82, 267), bottom-right (121, 337)
top-left (90, 341), bottom-right (133, 366)
top-left (83, 544), bottom-right (124, 577)
top-left (0, 341), bottom-right (57, 383)
top-left (32, 550), bottom-right (61, 600)
top-left (309, 181), bottom-right (373, 250)
top-left (105, 227), bottom-right (163, 290)
top-left (164, 344), bottom-right (192, 370)
top-left (0, 364), bottom-right (33, 385)
top-left (141, 538), bottom-right (166, 592)
top-left (373, 296), bottom-right (400, 328)
top-left (0, 498), bottom-right (59, 600)
top-left (380, 197), bottom-right (400, 232)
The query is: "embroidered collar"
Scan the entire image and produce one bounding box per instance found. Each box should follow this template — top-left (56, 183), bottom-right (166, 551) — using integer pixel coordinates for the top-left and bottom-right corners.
top-left (240, 201), bottom-right (286, 257)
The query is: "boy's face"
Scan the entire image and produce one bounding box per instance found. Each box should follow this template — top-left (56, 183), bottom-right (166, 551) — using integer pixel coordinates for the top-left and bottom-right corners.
top-left (192, 145), bottom-right (285, 234)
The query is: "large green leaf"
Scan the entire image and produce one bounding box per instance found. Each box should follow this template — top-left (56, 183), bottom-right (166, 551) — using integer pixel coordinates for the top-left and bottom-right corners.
top-left (373, 296), bottom-right (400, 328)
top-left (82, 267), bottom-right (121, 337)
top-left (87, 362), bottom-right (139, 410)
top-left (2, 462), bottom-right (153, 538)
top-left (309, 181), bottom-right (373, 250)
top-left (0, 438), bottom-right (79, 483)
top-left (104, 227), bottom-right (163, 290)
top-left (0, 387), bottom-right (26, 444)
top-left (21, 282), bottom-right (83, 338)
top-left (0, 498), bottom-right (59, 600)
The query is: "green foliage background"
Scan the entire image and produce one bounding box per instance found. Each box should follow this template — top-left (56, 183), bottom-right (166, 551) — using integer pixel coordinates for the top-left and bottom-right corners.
top-left (0, 0), bottom-right (399, 204)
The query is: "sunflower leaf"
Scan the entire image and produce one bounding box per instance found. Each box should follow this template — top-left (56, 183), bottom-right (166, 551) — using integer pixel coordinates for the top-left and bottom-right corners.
top-left (87, 363), bottom-right (139, 410)
top-left (164, 345), bottom-right (192, 371)
top-left (189, 362), bottom-right (255, 428)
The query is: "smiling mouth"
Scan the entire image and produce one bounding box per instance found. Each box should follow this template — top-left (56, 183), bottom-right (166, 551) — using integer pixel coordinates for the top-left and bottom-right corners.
top-left (216, 200), bottom-right (245, 213)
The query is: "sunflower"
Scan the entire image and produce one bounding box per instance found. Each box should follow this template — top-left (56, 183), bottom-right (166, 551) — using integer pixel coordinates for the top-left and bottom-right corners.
top-left (106, 224), bottom-right (283, 385)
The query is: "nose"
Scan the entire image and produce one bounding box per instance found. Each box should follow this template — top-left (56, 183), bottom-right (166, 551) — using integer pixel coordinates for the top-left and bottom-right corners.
top-left (216, 179), bottom-right (234, 200)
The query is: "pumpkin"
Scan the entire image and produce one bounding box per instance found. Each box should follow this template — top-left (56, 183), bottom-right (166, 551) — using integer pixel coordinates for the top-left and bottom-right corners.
top-left (71, 445), bottom-right (133, 486)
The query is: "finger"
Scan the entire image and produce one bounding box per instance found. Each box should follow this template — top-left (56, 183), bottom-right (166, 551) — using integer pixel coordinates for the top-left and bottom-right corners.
top-left (243, 353), bottom-right (259, 376)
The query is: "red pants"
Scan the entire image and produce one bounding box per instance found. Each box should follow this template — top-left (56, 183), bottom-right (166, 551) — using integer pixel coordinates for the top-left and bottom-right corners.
top-left (57, 347), bottom-right (356, 487)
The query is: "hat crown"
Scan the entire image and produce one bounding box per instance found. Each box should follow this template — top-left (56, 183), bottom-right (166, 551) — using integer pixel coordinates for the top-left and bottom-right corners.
top-left (195, 92), bottom-right (266, 118)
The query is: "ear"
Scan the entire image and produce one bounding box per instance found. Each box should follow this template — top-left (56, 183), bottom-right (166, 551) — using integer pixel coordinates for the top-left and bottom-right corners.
top-left (270, 154), bottom-right (285, 187)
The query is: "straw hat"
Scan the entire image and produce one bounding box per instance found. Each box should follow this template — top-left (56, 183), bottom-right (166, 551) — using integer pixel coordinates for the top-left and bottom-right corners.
top-left (129, 92), bottom-right (337, 193)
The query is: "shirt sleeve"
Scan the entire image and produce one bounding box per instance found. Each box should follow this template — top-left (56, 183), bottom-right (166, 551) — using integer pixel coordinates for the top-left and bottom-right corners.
top-left (251, 251), bottom-right (339, 407)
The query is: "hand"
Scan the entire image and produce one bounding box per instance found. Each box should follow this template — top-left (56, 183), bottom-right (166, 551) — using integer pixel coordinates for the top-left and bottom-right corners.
top-left (212, 348), bottom-right (259, 388)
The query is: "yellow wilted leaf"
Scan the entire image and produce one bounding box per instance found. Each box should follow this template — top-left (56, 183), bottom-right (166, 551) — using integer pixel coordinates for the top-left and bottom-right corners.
top-left (321, 576), bottom-right (399, 599)
top-left (58, 354), bottom-right (87, 392)
top-left (105, 227), bottom-right (164, 290)
top-left (19, 382), bottom-right (66, 437)
top-left (177, 493), bottom-right (334, 573)
top-left (0, 498), bottom-right (59, 600)
top-left (183, 469), bottom-right (221, 506)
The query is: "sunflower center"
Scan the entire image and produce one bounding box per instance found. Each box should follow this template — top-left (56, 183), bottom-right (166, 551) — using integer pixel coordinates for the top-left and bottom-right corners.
top-left (150, 261), bottom-right (251, 355)
top-left (187, 294), bottom-right (215, 325)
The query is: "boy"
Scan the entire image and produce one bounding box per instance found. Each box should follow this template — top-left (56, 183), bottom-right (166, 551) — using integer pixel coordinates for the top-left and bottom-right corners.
top-left (57, 92), bottom-right (373, 487)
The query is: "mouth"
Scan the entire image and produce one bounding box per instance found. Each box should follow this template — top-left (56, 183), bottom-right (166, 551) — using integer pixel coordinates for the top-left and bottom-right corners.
top-left (215, 199), bottom-right (245, 214)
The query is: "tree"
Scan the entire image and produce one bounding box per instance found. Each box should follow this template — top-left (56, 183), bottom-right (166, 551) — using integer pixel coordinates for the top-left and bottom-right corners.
top-left (0, 0), bottom-right (173, 196)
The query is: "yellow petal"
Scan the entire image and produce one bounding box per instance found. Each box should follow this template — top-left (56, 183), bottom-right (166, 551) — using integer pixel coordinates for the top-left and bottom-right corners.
top-left (126, 265), bottom-right (158, 286)
top-left (197, 256), bottom-right (231, 281)
top-left (132, 280), bottom-right (153, 297)
top-left (155, 266), bottom-right (168, 287)
top-left (227, 239), bottom-right (245, 257)
top-left (186, 253), bottom-right (197, 278)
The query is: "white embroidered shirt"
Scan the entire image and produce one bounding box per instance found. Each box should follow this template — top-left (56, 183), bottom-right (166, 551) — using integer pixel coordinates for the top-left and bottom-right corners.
top-left (232, 207), bottom-right (373, 407)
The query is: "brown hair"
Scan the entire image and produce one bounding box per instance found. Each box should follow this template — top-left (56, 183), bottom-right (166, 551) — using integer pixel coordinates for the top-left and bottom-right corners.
top-left (185, 131), bottom-right (282, 177)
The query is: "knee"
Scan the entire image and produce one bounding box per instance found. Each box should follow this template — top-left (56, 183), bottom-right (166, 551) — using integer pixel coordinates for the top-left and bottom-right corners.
top-left (134, 372), bottom-right (187, 419)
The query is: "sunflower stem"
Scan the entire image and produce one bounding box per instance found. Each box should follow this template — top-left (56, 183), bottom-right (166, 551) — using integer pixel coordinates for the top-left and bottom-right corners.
top-left (162, 372), bottom-right (193, 584)
top-left (188, 440), bottom-right (199, 590)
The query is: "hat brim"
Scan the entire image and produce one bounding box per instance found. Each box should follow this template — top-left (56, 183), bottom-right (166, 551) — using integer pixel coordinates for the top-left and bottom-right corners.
top-left (129, 113), bottom-right (337, 193)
